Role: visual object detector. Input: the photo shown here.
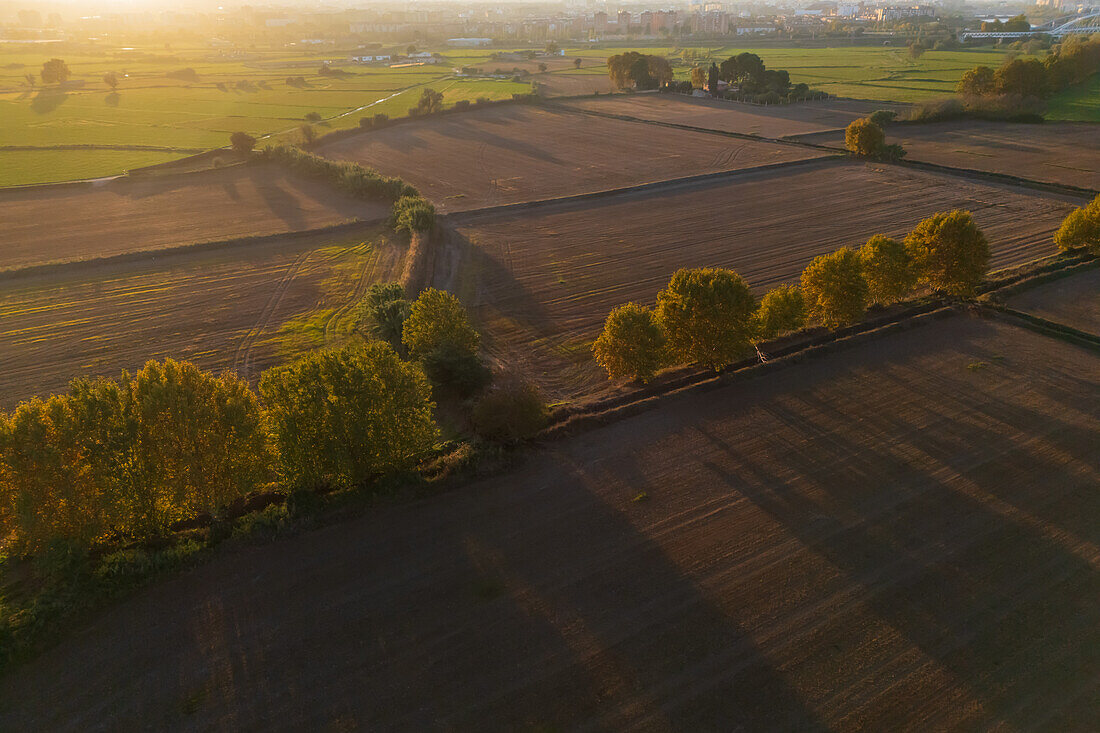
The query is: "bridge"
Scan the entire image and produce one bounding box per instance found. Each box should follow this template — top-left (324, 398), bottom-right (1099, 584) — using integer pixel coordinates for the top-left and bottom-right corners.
top-left (961, 10), bottom-right (1100, 40)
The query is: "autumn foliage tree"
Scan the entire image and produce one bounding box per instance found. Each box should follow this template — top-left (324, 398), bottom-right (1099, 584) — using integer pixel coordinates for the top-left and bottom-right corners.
top-left (752, 285), bottom-right (806, 341)
top-left (402, 288), bottom-right (488, 396)
top-left (904, 210), bottom-right (990, 296)
top-left (858, 234), bottom-right (917, 304)
top-left (656, 268), bottom-right (756, 369)
top-left (800, 248), bottom-right (869, 329)
top-left (1053, 194), bottom-right (1100, 254)
top-left (956, 65), bottom-right (995, 96)
top-left (845, 117), bottom-right (885, 157)
top-left (593, 302), bottom-right (668, 382)
top-left (259, 343), bottom-right (437, 491)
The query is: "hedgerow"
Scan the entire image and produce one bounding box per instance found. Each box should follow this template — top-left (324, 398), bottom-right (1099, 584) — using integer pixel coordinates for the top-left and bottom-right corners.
top-left (261, 144), bottom-right (417, 202)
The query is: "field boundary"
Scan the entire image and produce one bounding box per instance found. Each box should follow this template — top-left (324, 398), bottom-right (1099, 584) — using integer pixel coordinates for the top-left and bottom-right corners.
top-left (0, 219), bottom-right (385, 282)
top-left (983, 304), bottom-right (1100, 351)
top-left (441, 155), bottom-right (842, 220)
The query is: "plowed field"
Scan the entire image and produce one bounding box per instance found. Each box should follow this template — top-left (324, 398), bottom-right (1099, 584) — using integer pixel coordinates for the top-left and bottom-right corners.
top-left (1008, 266), bottom-right (1100, 333)
top-left (3, 315), bottom-right (1096, 730)
top-left (443, 159), bottom-right (1081, 400)
top-left (0, 164), bottom-right (389, 271)
top-left (317, 104), bottom-right (827, 211)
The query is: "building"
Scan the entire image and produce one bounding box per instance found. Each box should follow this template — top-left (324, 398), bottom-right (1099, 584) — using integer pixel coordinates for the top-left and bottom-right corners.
top-left (446, 37), bottom-right (492, 47)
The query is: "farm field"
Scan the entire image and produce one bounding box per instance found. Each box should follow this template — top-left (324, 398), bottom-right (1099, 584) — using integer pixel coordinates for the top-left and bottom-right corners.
top-left (0, 164), bottom-right (389, 271)
top-left (791, 121), bottom-right (1100, 190)
top-left (317, 104), bottom-right (828, 211)
top-left (0, 226), bottom-right (401, 407)
top-left (1008, 266), bottom-right (1100, 334)
top-left (559, 93), bottom-right (906, 138)
top-left (443, 159), bottom-right (1081, 400)
top-left (4, 313), bottom-right (1097, 729)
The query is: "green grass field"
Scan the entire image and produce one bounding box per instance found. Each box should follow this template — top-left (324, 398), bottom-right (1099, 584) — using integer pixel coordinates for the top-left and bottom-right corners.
top-left (1, 42), bottom-right (1097, 186)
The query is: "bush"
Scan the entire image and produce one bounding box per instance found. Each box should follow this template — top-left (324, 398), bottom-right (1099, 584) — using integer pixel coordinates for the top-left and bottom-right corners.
top-left (472, 377), bottom-right (548, 443)
top-left (356, 282), bottom-right (410, 348)
top-left (859, 234), bottom-right (916, 304)
top-left (656, 268), bottom-right (757, 369)
top-left (800, 248), bottom-right (868, 329)
top-left (844, 117), bottom-right (885, 157)
top-left (304, 111), bottom-right (322, 122)
top-left (1053, 195), bottom-right (1100, 254)
top-left (869, 109), bottom-right (897, 127)
top-left (391, 195), bottom-right (436, 234)
top-left (258, 343), bottom-right (438, 491)
top-left (593, 303), bottom-right (668, 382)
top-left (753, 285), bottom-right (806, 340)
top-left (904, 210), bottom-right (990, 296)
top-left (229, 131), bottom-right (256, 153)
top-left (402, 288), bottom-right (480, 360)
top-left (420, 348), bottom-right (491, 398)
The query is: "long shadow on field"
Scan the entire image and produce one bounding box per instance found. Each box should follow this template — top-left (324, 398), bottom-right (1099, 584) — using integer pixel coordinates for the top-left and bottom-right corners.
top-left (31, 87), bottom-right (67, 114)
top-left (693, 345), bottom-right (1100, 729)
top-left (435, 115), bottom-right (566, 167)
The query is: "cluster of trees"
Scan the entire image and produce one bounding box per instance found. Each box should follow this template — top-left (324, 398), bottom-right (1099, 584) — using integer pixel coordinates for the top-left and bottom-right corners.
top-left (844, 116), bottom-right (905, 160)
top-left (980, 14), bottom-right (1031, 33)
top-left (957, 35), bottom-right (1100, 102)
top-left (408, 88), bottom-right (444, 117)
top-left (1054, 193), bottom-right (1100, 254)
top-left (607, 52), bottom-right (673, 90)
top-left (672, 52), bottom-right (823, 104)
top-left (594, 210), bottom-right (990, 382)
top-left (260, 144), bottom-right (417, 203)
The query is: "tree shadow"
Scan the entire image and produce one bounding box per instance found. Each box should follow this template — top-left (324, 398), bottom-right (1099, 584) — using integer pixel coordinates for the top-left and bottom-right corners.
top-left (31, 86), bottom-right (67, 113)
top-left (105, 92), bottom-right (120, 107)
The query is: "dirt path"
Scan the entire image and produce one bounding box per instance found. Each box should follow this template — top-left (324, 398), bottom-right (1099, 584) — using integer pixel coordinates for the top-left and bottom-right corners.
top-left (2, 314), bottom-right (1097, 731)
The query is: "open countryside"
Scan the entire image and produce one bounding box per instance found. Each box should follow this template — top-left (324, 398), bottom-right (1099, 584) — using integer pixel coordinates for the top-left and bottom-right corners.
top-left (1, 3), bottom-right (1099, 729)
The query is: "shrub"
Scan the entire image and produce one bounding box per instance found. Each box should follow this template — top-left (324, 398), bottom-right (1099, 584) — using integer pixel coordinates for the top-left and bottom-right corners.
top-left (753, 285), bottom-right (806, 340)
top-left (845, 117), bottom-right (885, 157)
top-left (229, 131), bottom-right (256, 153)
top-left (258, 343), bottom-right (438, 491)
top-left (472, 376), bottom-right (548, 443)
top-left (859, 234), bottom-right (916, 304)
top-left (391, 195), bottom-right (436, 234)
top-left (593, 303), bottom-right (668, 382)
top-left (304, 111), bottom-right (322, 122)
top-left (869, 109), bottom-right (897, 127)
top-left (402, 288), bottom-right (480, 360)
top-left (1053, 195), bottom-right (1100, 254)
top-left (420, 348), bottom-right (491, 398)
top-left (800, 248), bottom-right (868, 329)
top-left (904, 210), bottom-right (990, 296)
top-left (655, 268), bottom-right (757, 369)
top-left (357, 282), bottom-right (410, 347)
top-left (957, 65), bottom-right (996, 96)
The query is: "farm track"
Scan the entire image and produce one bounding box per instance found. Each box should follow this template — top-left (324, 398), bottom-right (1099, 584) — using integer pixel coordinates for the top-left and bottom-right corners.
top-left (3, 313), bottom-right (1097, 730)
top-left (232, 249), bottom-right (316, 380)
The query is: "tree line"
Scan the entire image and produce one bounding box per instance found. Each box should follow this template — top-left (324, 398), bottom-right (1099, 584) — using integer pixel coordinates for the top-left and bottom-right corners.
top-left (0, 286), bottom-right (545, 557)
top-left (957, 34), bottom-right (1100, 103)
top-left (594, 209), bottom-right (994, 382)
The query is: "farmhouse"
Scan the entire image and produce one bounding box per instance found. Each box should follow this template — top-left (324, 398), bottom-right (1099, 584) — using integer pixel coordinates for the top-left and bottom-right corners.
top-left (350, 54), bottom-right (391, 63)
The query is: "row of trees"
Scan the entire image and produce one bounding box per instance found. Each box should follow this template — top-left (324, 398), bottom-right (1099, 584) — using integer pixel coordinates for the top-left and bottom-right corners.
top-left (593, 210), bottom-right (991, 382)
top-left (957, 34), bottom-right (1100, 100)
top-left (607, 52), bottom-right (673, 90)
top-left (0, 283), bottom-right (538, 555)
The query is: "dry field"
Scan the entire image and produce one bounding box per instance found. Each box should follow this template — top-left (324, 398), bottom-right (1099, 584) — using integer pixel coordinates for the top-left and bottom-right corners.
top-left (4, 314), bottom-right (1097, 730)
top-left (1008, 266), bottom-right (1100, 333)
top-left (559, 94), bottom-right (907, 138)
top-left (0, 226), bottom-right (402, 407)
top-left (0, 165), bottom-right (390, 272)
top-left (316, 104), bottom-right (827, 211)
top-left (443, 158), bottom-right (1081, 400)
top-left (791, 121), bottom-right (1100, 190)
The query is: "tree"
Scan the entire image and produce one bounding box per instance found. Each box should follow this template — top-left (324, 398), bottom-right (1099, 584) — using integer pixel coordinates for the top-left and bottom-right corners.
top-left (1053, 195), bottom-right (1100, 254)
top-left (299, 123), bottom-right (317, 145)
top-left (800, 248), bottom-right (868, 330)
top-left (655, 268), bottom-right (757, 369)
top-left (402, 288), bottom-right (480, 360)
top-left (357, 282), bottom-right (410, 348)
top-left (719, 52), bottom-right (765, 84)
top-left (391, 195), bottom-right (435, 234)
top-left (908, 42), bottom-right (926, 59)
top-left (545, 41), bottom-right (560, 55)
top-left (259, 343), bottom-right (438, 491)
top-left (994, 58), bottom-right (1048, 98)
top-left (103, 71), bottom-right (119, 90)
top-left (904, 210), bottom-right (990, 295)
top-left (957, 65), bottom-right (995, 96)
top-left (690, 66), bottom-right (706, 88)
top-left (40, 58), bottom-right (70, 84)
top-left (574, 58), bottom-right (583, 70)
top-left (858, 234), bottom-right (917, 303)
top-left (472, 375), bottom-right (548, 443)
top-left (707, 62), bottom-right (719, 95)
top-left (24, 73), bottom-right (35, 88)
top-left (593, 303), bottom-right (668, 382)
top-left (607, 52), bottom-right (672, 90)
top-left (538, 63), bottom-right (548, 73)
top-left (845, 118), bottom-right (885, 157)
top-left (1003, 14), bottom-right (1031, 32)
top-left (230, 131), bottom-right (256, 153)
top-left (753, 285), bottom-right (806, 341)
top-left (415, 87), bottom-right (444, 114)
top-left (869, 109), bottom-right (897, 127)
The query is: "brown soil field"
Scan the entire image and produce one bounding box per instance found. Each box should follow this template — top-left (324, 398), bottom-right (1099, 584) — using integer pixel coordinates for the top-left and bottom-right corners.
top-left (3, 314), bottom-right (1097, 730)
top-left (790, 121), bottom-right (1100, 190)
top-left (0, 226), bottom-right (402, 407)
top-left (316, 104), bottom-right (827, 212)
top-left (443, 158), bottom-right (1081, 400)
top-left (1008, 266), bottom-right (1100, 333)
top-left (0, 164), bottom-right (390, 272)
top-left (559, 94), bottom-right (907, 138)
